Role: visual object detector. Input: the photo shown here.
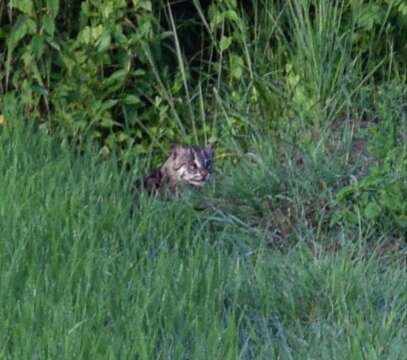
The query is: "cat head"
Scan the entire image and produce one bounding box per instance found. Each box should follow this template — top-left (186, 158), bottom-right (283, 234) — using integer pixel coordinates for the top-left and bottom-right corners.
top-left (169, 144), bottom-right (214, 187)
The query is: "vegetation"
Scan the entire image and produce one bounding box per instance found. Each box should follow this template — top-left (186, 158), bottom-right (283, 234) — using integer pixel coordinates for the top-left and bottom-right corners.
top-left (1, 96), bottom-right (407, 359)
top-left (0, 0), bottom-right (406, 358)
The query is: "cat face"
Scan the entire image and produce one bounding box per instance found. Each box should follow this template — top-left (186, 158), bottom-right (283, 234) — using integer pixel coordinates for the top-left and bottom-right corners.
top-left (170, 144), bottom-right (214, 187)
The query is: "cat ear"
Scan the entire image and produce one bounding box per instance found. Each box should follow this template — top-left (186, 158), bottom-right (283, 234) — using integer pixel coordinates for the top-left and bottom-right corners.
top-left (205, 143), bottom-right (215, 155)
top-left (170, 144), bottom-right (179, 159)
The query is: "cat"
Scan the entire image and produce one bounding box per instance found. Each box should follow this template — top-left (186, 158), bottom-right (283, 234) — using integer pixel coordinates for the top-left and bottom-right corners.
top-left (135, 144), bottom-right (214, 196)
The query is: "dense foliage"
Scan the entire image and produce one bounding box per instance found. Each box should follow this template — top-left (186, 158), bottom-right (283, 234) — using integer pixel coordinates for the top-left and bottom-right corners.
top-left (1, 0), bottom-right (406, 153)
top-left (2, 0), bottom-right (406, 236)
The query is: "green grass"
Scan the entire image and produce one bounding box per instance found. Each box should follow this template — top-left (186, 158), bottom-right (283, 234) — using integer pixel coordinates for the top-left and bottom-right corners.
top-left (1, 105), bottom-right (406, 359)
top-left (1, 0), bottom-right (407, 358)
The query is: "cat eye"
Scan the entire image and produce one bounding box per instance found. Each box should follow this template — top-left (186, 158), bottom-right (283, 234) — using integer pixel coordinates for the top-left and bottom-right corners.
top-left (188, 164), bottom-right (198, 172)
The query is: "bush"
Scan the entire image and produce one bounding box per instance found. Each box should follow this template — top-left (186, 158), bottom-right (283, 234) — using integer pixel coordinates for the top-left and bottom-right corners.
top-left (1, 0), bottom-right (184, 158)
top-left (333, 82), bottom-right (407, 237)
top-left (1, 0), bottom-right (407, 159)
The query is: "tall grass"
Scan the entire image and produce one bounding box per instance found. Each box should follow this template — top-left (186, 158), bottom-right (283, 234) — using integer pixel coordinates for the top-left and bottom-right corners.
top-left (1, 97), bottom-right (407, 358)
top-left (1, 0), bottom-right (407, 358)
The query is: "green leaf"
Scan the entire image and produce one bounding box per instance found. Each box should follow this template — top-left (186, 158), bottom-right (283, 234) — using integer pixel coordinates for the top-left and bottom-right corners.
top-left (12, 0), bottom-right (33, 16)
top-left (100, 100), bottom-right (118, 112)
top-left (31, 35), bottom-right (45, 59)
top-left (97, 32), bottom-right (112, 52)
top-left (336, 185), bottom-right (357, 201)
top-left (112, 27), bottom-right (127, 44)
top-left (357, 4), bottom-right (385, 30)
top-left (46, 0), bottom-right (60, 17)
top-left (364, 201), bottom-right (381, 219)
top-left (7, 16), bottom-right (36, 51)
top-left (100, 117), bottom-right (115, 128)
top-left (123, 95), bottom-right (141, 105)
top-left (219, 36), bottom-right (232, 51)
top-left (380, 184), bottom-right (405, 212)
top-left (132, 0), bottom-right (152, 11)
top-left (105, 69), bottom-right (128, 86)
top-left (229, 54), bottom-right (244, 79)
top-left (43, 15), bottom-right (55, 36)
top-left (209, 9), bottom-right (224, 29)
top-left (116, 132), bottom-right (129, 143)
top-left (77, 25), bottom-right (104, 44)
top-left (224, 9), bottom-right (240, 23)
top-left (399, 3), bottom-right (407, 17)
top-left (45, 36), bottom-right (61, 51)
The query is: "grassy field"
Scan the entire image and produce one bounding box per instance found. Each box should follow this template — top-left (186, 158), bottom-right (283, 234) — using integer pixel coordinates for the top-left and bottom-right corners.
top-left (1, 0), bottom-right (407, 358)
top-left (1, 98), bottom-right (406, 359)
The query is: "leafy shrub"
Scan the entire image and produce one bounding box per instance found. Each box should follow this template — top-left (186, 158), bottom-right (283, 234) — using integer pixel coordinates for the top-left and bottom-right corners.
top-left (335, 159), bottom-right (407, 235)
top-left (333, 82), bottom-right (407, 237)
top-left (1, 0), bottom-right (197, 158)
top-left (1, 0), bottom-right (407, 159)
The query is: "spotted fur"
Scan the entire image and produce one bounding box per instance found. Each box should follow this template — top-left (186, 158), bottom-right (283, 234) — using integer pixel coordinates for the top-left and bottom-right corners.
top-left (136, 144), bottom-right (214, 195)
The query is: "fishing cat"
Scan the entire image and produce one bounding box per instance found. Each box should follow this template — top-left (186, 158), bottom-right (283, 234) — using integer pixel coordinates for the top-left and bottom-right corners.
top-left (136, 144), bottom-right (214, 195)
